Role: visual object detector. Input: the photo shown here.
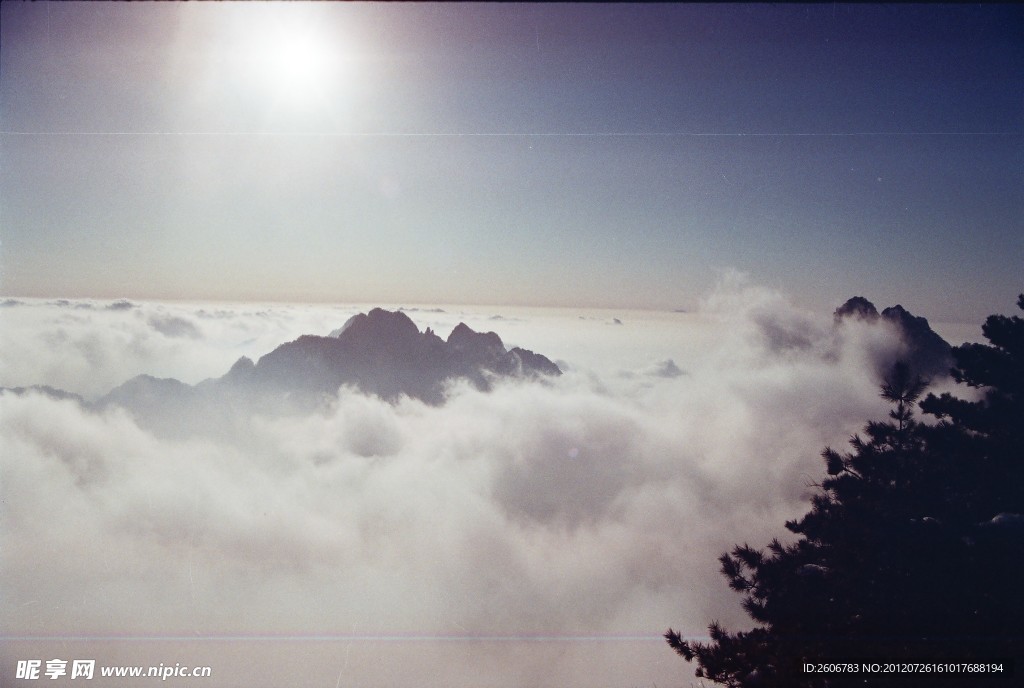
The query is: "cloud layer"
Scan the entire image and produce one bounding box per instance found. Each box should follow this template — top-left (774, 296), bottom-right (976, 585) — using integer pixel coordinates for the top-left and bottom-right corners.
top-left (1, 281), bottom-right (942, 686)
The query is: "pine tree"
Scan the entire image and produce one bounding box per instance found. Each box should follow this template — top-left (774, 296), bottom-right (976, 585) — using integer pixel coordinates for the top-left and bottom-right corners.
top-left (666, 295), bottom-right (1024, 686)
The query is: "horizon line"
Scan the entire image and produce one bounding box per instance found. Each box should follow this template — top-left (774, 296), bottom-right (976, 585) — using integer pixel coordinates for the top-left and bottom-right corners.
top-left (3, 130), bottom-right (1021, 138)
top-left (2, 633), bottom-right (689, 643)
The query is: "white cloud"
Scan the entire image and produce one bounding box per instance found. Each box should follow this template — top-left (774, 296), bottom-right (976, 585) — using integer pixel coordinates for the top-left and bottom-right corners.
top-left (1, 281), bottom-right (934, 686)
top-left (0, 299), bottom-right (361, 398)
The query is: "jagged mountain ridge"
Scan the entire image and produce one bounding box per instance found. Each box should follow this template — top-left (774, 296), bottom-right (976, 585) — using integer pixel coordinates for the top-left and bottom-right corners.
top-left (227, 307), bottom-right (561, 404)
top-left (833, 296), bottom-right (952, 379)
top-left (3, 301), bottom-right (953, 441)
top-left (84, 309), bottom-right (560, 436)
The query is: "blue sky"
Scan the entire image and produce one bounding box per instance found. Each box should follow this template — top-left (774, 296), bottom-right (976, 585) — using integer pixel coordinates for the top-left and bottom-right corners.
top-left (1, 2), bottom-right (1021, 322)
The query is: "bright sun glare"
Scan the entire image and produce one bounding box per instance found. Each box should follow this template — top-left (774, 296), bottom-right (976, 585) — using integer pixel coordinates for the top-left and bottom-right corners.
top-left (226, 6), bottom-right (347, 110)
top-left (263, 35), bottom-right (335, 100)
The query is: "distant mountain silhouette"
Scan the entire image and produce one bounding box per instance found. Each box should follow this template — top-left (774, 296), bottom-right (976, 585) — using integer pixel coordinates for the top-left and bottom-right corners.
top-left (90, 309), bottom-right (561, 435)
top-left (0, 385), bottom-right (85, 405)
top-left (833, 297), bottom-right (952, 379)
top-left (228, 308), bottom-right (560, 404)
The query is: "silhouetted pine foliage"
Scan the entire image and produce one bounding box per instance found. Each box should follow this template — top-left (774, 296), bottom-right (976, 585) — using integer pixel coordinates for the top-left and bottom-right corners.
top-left (666, 295), bottom-right (1024, 687)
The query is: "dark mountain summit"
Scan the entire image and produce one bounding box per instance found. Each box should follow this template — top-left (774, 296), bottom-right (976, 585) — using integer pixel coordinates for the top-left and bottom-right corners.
top-left (94, 309), bottom-right (561, 435)
top-left (834, 297), bottom-right (952, 379)
top-left (833, 296), bottom-right (880, 323)
top-left (230, 308), bottom-right (560, 404)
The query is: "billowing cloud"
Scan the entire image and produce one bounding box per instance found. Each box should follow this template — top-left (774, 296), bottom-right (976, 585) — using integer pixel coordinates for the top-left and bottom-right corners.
top-left (0, 299), bottom-right (362, 398)
top-left (147, 314), bottom-right (203, 339)
top-left (1, 280), bottom-right (941, 686)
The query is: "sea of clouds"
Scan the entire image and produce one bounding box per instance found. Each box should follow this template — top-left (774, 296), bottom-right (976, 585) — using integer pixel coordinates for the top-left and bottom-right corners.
top-left (0, 277), bottom-right (966, 687)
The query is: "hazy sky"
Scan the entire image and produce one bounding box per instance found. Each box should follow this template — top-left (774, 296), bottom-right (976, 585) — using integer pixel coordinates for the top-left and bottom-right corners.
top-left (1, 2), bottom-right (1021, 322)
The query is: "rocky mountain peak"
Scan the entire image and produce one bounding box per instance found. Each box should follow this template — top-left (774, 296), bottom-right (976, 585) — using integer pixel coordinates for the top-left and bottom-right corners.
top-left (337, 308), bottom-right (420, 343)
top-left (834, 296), bottom-right (880, 323)
top-left (242, 309), bottom-right (560, 406)
top-left (835, 297), bottom-right (952, 380)
top-left (447, 322), bottom-right (505, 354)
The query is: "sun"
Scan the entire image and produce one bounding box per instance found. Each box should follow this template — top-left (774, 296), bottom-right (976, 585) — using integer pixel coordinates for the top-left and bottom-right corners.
top-left (260, 33), bottom-right (336, 102)
top-left (222, 5), bottom-right (350, 111)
